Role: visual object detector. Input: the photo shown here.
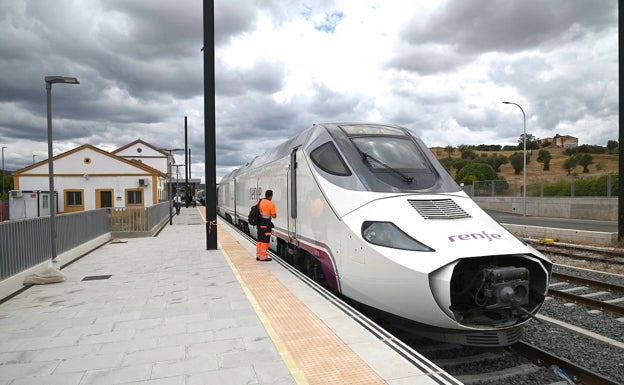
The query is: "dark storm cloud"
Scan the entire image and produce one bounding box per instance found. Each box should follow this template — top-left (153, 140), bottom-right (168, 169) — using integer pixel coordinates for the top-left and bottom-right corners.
top-left (387, 45), bottom-right (466, 75)
top-left (391, 0), bottom-right (617, 75)
top-left (403, 0), bottom-right (616, 54)
top-left (216, 60), bottom-right (285, 96)
top-left (0, 1), bottom-right (618, 178)
top-left (215, 0), bottom-right (259, 44)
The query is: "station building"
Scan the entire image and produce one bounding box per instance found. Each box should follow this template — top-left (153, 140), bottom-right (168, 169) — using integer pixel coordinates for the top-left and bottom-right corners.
top-left (10, 140), bottom-right (173, 218)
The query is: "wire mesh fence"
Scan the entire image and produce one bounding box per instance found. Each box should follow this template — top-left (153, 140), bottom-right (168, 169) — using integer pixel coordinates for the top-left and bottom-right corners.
top-left (472, 174), bottom-right (617, 198)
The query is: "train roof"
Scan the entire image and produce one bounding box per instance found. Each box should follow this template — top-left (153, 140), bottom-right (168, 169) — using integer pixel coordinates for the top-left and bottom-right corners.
top-left (235, 122), bottom-right (414, 173)
top-left (222, 122), bottom-right (461, 193)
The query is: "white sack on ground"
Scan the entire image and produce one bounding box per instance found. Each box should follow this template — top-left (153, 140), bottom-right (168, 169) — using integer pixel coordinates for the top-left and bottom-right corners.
top-left (23, 263), bottom-right (66, 285)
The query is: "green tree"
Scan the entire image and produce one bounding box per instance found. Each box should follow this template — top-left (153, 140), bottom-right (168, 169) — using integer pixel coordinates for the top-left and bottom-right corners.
top-left (562, 157), bottom-right (577, 175)
top-left (518, 133), bottom-right (539, 150)
top-left (606, 140), bottom-right (618, 154)
top-left (474, 154), bottom-right (508, 172)
top-left (536, 149), bottom-right (552, 171)
top-left (576, 153), bottom-right (593, 173)
top-left (444, 145), bottom-right (454, 159)
top-left (452, 158), bottom-right (471, 173)
top-left (454, 163), bottom-right (498, 185)
top-left (458, 145), bottom-right (477, 159)
top-left (0, 171), bottom-right (13, 200)
top-left (508, 152), bottom-right (531, 174)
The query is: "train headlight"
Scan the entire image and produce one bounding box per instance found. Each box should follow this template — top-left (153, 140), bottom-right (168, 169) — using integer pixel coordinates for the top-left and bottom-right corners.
top-left (361, 221), bottom-right (434, 251)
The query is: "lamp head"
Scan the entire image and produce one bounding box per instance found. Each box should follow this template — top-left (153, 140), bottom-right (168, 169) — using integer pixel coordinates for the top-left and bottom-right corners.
top-left (45, 76), bottom-right (80, 84)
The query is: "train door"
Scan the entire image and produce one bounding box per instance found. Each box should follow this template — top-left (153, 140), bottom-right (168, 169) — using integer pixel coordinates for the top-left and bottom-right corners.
top-left (287, 148), bottom-right (299, 241)
top-left (231, 178), bottom-right (237, 224)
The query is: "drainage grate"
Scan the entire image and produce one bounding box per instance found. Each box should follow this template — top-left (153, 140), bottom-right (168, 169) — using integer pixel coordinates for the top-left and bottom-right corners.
top-left (82, 275), bottom-right (112, 281)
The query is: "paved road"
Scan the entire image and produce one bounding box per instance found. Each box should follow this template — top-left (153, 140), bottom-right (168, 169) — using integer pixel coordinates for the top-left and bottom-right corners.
top-left (485, 210), bottom-right (617, 233)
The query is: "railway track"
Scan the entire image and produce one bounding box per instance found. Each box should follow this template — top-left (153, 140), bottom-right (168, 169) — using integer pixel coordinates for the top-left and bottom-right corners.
top-left (532, 242), bottom-right (624, 268)
top-left (401, 336), bottom-right (621, 385)
top-left (548, 272), bottom-right (624, 316)
top-left (222, 219), bottom-right (623, 385)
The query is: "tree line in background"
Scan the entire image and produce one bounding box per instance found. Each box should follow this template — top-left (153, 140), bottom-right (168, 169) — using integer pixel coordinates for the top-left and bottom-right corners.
top-left (0, 137), bottom-right (620, 201)
top-left (438, 134), bottom-right (619, 189)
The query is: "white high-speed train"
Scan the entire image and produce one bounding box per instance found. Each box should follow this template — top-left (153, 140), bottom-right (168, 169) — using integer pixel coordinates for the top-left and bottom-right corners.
top-left (218, 122), bottom-right (552, 347)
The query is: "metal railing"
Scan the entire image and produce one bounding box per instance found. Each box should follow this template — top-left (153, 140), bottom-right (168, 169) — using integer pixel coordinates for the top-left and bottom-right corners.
top-left (148, 202), bottom-right (171, 230)
top-left (471, 174), bottom-right (618, 198)
top-left (0, 209), bottom-right (109, 280)
top-left (108, 202), bottom-right (170, 232)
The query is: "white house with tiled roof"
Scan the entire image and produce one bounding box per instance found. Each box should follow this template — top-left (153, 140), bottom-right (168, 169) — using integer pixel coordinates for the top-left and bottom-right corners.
top-left (111, 139), bottom-right (170, 175)
top-left (12, 143), bottom-right (167, 214)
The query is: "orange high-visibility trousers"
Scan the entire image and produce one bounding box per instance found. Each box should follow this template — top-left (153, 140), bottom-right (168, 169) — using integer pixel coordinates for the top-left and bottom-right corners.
top-left (256, 219), bottom-right (273, 261)
top-left (256, 241), bottom-right (269, 260)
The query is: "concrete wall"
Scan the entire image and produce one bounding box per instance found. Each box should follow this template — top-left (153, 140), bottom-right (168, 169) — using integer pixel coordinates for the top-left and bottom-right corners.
top-left (472, 196), bottom-right (617, 221)
top-left (500, 224), bottom-right (618, 246)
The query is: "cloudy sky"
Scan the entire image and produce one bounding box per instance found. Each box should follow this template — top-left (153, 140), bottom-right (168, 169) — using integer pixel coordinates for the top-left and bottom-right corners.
top-left (0, 0), bottom-right (618, 182)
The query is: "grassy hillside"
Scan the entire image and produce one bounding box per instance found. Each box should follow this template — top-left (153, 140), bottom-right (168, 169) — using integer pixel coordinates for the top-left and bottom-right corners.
top-left (430, 146), bottom-right (619, 183)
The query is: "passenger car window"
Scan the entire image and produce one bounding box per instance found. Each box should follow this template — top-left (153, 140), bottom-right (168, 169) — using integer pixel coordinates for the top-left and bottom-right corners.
top-left (310, 142), bottom-right (352, 176)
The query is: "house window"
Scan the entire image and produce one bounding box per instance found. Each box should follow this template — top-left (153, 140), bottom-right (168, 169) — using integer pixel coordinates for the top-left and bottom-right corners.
top-left (66, 191), bottom-right (83, 206)
top-left (126, 189), bottom-right (143, 205)
top-left (63, 189), bottom-right (85, 213)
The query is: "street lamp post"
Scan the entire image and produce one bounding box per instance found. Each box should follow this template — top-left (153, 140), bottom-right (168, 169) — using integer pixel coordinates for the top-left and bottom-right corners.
top-left (1, 146), bottom-right (6, 198)
top-left (46, 76), bottom-right (79, 263)
top-left (502, 101), bottom-right (527, 216)
top-left (159, 148), bottom-right (183, 225)
top-left (32, 154), bottom-right (36, 164)
top-left (173, 164), bottom-right (183, 197)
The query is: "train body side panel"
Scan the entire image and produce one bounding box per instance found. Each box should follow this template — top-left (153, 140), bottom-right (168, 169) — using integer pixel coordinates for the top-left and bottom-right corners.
top-left (292, 153), bottom-right (345, 283)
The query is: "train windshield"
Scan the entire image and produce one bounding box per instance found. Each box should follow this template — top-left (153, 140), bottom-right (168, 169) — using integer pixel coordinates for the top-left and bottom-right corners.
top-left (340, 124), bottom-right (435, 189)
top-left (352, 137), bottom-right (428, 171)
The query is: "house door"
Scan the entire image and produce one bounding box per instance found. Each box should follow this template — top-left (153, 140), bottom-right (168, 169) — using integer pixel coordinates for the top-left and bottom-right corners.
top-left (96, 189), bottom-right (114, 209)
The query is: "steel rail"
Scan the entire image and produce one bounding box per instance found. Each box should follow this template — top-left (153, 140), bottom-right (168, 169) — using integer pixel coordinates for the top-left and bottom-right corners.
top-left (512, 341), bottom-right (622, 385)
top-left (547, 289), bottom-right (624, 316)
top-left (552, 272), bottom-right (624, 292)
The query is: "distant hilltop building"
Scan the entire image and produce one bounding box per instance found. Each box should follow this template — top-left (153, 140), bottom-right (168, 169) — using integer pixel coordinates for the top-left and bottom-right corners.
top-left (551, 134), bottom-right (578, 148)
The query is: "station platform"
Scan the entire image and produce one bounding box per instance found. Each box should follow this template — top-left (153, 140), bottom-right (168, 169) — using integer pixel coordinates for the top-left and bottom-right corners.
top-left (0, 207), bottom-right (459, 385)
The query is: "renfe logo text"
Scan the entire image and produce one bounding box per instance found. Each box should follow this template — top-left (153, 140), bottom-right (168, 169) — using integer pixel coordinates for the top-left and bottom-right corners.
top-left (448, 230), bottom-right (503, 242)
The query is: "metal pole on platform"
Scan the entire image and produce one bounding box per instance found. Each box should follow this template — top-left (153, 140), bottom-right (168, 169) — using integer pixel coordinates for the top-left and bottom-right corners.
top-left (184, 116), bottom-right (189, 208)
top-left (204, 0), bottom-right (217, 249)
top-left (45, 76), bottom-right (79, 262)
top-left (618, 8), bottom-right (624, 241)
top-left (168, 163), bottom-right (173, 225)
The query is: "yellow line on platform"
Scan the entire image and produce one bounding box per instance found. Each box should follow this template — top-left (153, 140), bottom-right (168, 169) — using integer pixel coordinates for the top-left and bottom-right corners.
top-left (219, 243), bottom-right (309, 385)
top-left (197, 208), bottom-right (305, 381)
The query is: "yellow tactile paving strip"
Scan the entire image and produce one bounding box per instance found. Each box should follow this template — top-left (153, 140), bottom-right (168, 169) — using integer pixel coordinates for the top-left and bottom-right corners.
top-left (217, 223), bottom-right (386, 385)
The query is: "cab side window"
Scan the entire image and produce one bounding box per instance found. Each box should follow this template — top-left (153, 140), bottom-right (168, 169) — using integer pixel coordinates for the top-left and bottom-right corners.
top-left (310, 142), bottom-right (352, 176)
